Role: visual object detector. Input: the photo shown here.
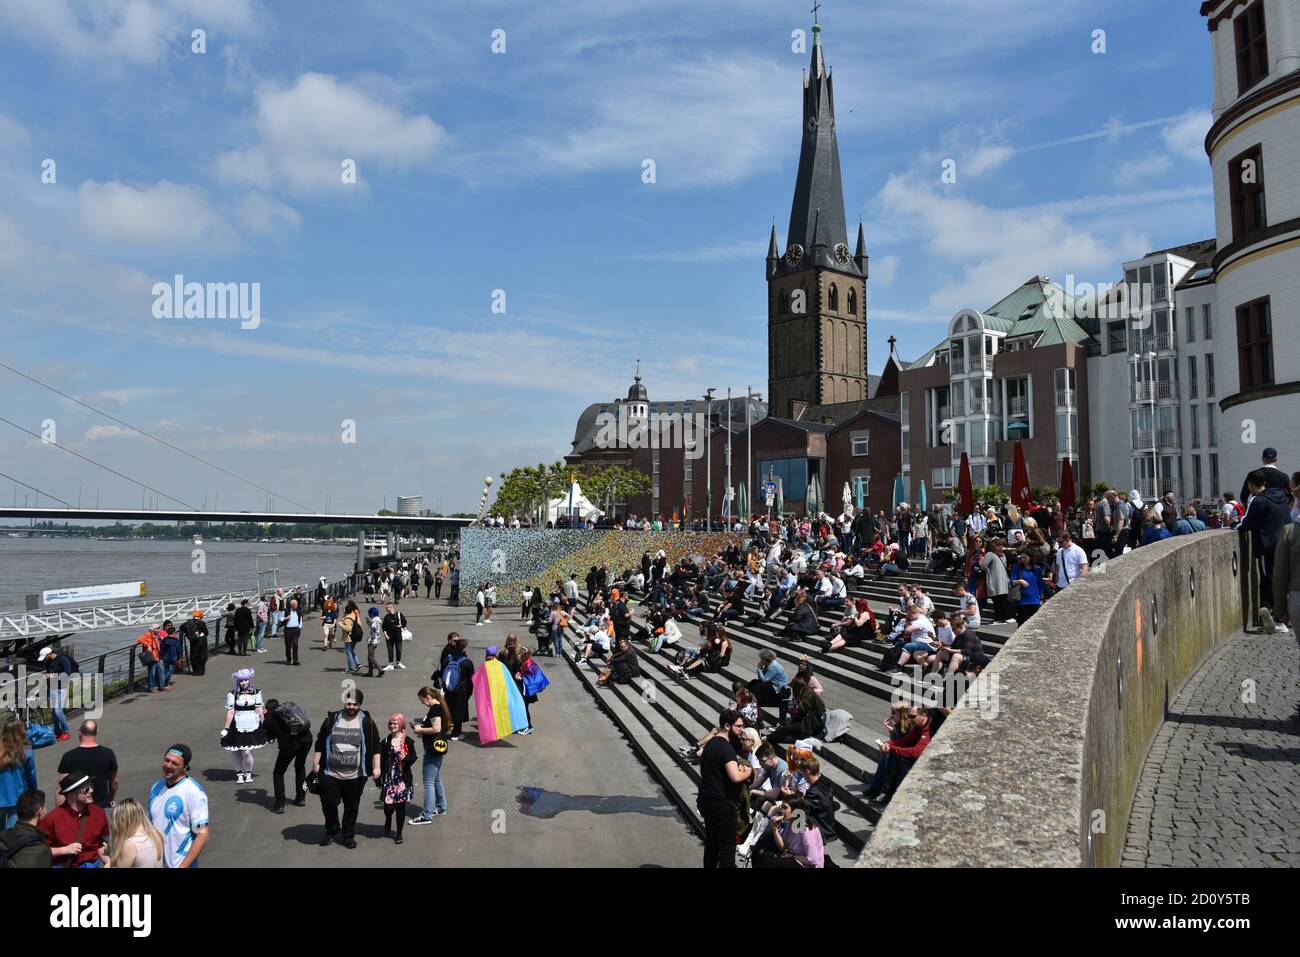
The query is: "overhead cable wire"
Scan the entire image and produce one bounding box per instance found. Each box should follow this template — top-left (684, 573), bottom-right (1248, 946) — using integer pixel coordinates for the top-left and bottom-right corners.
top-left (0, 415), bottom-right (198, 510)
top-left (0, 470), bottom-right (74, 507)
top-left (0, 359), bottom-right (313, 512)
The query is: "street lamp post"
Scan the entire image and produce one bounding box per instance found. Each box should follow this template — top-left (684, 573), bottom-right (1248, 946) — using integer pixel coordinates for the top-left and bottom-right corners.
top-left (704, 388), bottom-right (715, 529)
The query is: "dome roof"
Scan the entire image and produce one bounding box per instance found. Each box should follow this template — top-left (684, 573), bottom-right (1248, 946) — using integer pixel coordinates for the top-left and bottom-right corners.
top-left (626, 374), bottom-right (648, 403)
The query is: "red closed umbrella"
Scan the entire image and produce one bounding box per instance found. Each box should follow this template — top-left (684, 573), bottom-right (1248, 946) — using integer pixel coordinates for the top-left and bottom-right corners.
top-left (1059, 458), bottom-right (1077, 510)
top-left (1011, 441), bottom-right (1031, 509)
top-left (957, 452), bottom-right (975, 514)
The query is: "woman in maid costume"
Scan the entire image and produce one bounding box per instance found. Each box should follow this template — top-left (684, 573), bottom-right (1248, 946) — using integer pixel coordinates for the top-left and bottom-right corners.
top-left (220, 668), bottom-right (269, 783)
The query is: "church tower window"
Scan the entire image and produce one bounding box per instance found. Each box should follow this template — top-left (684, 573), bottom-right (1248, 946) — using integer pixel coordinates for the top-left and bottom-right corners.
top-left (829, 284), bottom-right (839, 312)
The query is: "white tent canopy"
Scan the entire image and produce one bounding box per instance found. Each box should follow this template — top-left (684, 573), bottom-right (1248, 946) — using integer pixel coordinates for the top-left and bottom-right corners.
top-left (546, 481), bottom-right (605, 523)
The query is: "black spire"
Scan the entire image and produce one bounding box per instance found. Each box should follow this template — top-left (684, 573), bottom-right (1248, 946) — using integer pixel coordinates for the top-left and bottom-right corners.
top-left (766, 223), bottom-right (779, 279)
top-left (775, 16), bottom-right (857, 278)
top-left (854, 220), bottom-right (869, 277)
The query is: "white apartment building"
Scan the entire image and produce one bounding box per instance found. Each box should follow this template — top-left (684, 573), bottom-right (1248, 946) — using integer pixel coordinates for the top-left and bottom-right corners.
top-left (1203, 0), bottom-right (1300, 489)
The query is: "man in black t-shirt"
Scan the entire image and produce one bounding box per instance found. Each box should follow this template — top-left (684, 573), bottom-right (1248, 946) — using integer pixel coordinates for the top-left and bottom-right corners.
top-left (56, 721), bottom-right (118, 810)
top-left (696, 709), bottom-right (752, 868)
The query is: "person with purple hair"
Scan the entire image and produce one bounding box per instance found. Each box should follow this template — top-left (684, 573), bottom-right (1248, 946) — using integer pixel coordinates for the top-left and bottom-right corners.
top-left (220, 669), bottom-right (269, 784)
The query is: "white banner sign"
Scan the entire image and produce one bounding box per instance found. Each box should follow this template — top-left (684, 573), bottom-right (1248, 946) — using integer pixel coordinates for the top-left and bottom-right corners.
top-left (42, 580), bottom-right (147, 606)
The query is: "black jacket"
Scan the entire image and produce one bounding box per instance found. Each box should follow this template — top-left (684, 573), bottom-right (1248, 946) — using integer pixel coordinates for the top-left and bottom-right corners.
top-left (0, 822), bottom-right (52, 868)
top-left (1240, 464), bottom-right (1291, 505)
top-left (803, 776), bottom-right (837, 842)
top-left (233, 606), bottom-right (255, 634)
top-left (178, 618), bottom-right (208, 649)
top-left (379, 735), bottom-right (418, 788)
top-left (1240, 487), bottom-right (1290, 561)
top-left (786, 604), bottom-right (819, 636)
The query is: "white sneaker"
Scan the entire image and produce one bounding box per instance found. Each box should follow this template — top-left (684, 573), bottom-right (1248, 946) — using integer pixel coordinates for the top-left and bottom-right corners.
top-left (1260, 607), bottom-right (1276, 634)
top-left (383, 664), bottom-right (394, 672)
top-left (397, 662), bottom-right (407, 670)
top-left (475, 622), bottom-right (483, 627)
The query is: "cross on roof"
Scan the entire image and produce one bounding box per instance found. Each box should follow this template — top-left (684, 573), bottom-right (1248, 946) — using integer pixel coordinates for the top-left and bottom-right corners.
top-left (811, 0), bottom-right (821, 25)
top-left (887, 335), bottom-right (897, 350)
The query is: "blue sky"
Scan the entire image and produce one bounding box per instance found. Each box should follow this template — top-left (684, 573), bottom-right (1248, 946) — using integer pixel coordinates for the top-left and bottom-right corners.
top-left (0, 0), bottom-right (1215, 514)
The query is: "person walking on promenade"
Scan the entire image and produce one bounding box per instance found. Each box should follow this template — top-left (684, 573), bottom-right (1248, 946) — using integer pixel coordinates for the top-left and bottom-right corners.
top-left (135, 627), bottom-right (167, 693)
top-left (378, 715), bottom-right (417, 844)
top-left (158, 620), bottom-right (182, 688)
top-left (0, 790), bottom-right (51, 868)
top-left (364, 607), bottom-right (385, 678)
top-left (39, 774), bottom-right (109, 868)
top-left (179, 610), bottom-right (209, 675)
top-left (56, 720), bottom-right (118, 812)
top-left (0, 718), bottom-right (38, 829)
top-left (106, 798), bottom-right (163, 868)
top-left (440, 637), bottom-right (474, 740)
top-left (1242, 468), bottom-right (1290, 634)
top-left (1271, 472), bottom-right (1300, 650)
top-left (221, 669), bottom-right (269, 784)
top-left (263, 699), bottom-right (312, 814)
top-left (697, 709), bottom-right (753, 868)
top-left (232, 599), bottom-right (254, 656)
top-left (254, 594), bottom-right (269, 653)
top-left (36, 645), bottom-right (76, 737)
top-left (147, 744), bottom-right (209, 868)
top-left (321, 594), bottom-right (339, 651)
top-left (981, 539), bottom-right (1012, 624)
top-left (409, 686), bottom-right (450, 824)
top-left (424, 564), bottom-right (435, 599)
top-left (313, 690), bottom-right (382, 849)
top-left (283, 599), bottom-right (303, 666)
top-left (382, 602), bottom-right (408, 671)
top-left (435, 559), bottom-right (446, 599)
top-left (475, 584), bottom-right (486, 626)
top-left (448, 563), bottom-right (460, 606)
top-left (340, 601), bottom-right (363, 673)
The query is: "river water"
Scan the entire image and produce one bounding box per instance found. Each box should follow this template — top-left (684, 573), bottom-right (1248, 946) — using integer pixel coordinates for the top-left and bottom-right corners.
top-left (0, 538), bottom-right (359, 658)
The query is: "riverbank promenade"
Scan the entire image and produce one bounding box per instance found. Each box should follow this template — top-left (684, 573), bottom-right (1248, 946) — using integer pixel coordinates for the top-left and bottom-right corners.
top-left (35, 597), bottom-right (699, 868)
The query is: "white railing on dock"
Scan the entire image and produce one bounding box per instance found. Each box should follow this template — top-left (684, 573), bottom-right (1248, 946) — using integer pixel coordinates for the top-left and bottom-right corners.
top-left (0, 586), bottom-right (309, 641)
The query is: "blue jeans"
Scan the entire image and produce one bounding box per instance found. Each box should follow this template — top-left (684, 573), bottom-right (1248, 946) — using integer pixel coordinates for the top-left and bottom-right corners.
top-left (345, 641), bottom-right (358, 670)
top-left (422, 752), bottom-right (447, 815)
top-left (254, 620), bottom-right (266, 649)
top-left (51, 686), bottom-right (69, 735)
top-left (552, 627), bottom-right (565, 657)
top-left (147, 661), bottom-right (165, 692)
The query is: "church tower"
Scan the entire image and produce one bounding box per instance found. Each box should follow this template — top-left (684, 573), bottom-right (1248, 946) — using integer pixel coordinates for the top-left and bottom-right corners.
top-left (767, 13), bottom-right (868, 419)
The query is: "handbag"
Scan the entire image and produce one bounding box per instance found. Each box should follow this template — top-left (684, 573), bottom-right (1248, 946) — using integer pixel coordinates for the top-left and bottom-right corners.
top-left (401, 627), bottom-right (414, 642)
top-left (138, 647), bottom-right (157, 666)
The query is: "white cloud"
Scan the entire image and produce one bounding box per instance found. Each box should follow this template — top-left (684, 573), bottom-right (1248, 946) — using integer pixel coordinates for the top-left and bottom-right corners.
top-left (526, 54), bottom-right (788, 188)
top-left (873, 254), bottom-right (900, 286)
top-left (964, 144), bottom-right (1014, 177)
top-left (1161, 109), bottom-right (1212, 161)
top-left (236, 192), bottom-right (301, 235)
top-left (216, 73), bottom-right (446, 193)
top-left (84, 425), bottom-right (134, 440)
top-left (0, 0), bottom-right (261, 65)
top-left (0, 113), bottom-right (29, 148)
top-left (1111, 152), bottom-right (1175, 186)
top-left (877, 175), bottom-right (1149, 314)
top-left (77, 180), bottom-right (238, 250)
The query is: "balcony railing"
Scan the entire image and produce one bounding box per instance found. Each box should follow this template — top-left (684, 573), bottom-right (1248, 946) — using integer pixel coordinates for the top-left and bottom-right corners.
top-left (970, 398), bottom-right (992, 414)
top-left (1157, 428), bottom-right (1178, 448)
top-left (1132, 381), bottom-right (1179, 402)
top-left (1008, 396), bottom-right (1028, 415)
top-left (1055, 388), bottom-right (1076, 408)
top-left (1133, 430), bottom-right (1155, 451)
top-left (969, 354), bottom-right (986, 372)
top-left (938, 405), bottom-right (950, 421)
top-left (951, 356), bottom-right (965, 374)
top-left (1056, 435), bottom-right (1076, 454)
top-left (1155, 333), bottom-right (1175, 352)
top-left (1208, 427), bottom-right (1217, 447)
top-left (1134, 480), bottom-right (1157, 499)
top-left (901, 448), bottom-right (911, 469)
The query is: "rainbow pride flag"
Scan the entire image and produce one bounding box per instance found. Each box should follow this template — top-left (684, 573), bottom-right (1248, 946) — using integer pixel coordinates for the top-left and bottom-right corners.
top-left (471, 657), bottom-right (530, 744)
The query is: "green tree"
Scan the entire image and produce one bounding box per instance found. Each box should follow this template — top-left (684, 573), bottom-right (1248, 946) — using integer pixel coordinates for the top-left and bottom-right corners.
top-left (583, 465), bottom-right (652, 516)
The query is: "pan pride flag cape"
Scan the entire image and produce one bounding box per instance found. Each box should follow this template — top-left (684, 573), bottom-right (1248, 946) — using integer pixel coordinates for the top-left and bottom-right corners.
top-left (472, 657), bottom-right (530, 744)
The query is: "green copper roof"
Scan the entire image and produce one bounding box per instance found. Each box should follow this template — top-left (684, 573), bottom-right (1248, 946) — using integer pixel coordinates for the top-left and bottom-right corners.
top-left (905, 276), bottom-right (1094, 370)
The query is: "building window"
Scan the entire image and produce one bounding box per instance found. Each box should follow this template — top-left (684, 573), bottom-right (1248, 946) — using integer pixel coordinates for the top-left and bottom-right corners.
top-left (932, 467), bottom-right (954, 489)
top-left (1001, 462), bottom-right (1013, 486)
top-left (1192, 455), bottom-right (1203, 500)
top-left (1188, 355), bottom-right (1198, 399)
top-left (1234, 0), bottom-right (1270, 95)
top-left (847, 288), bottom-right (857, 316)
top-left (1107, 321), bottom-right (1127, 354)
top-left (849, 468), bottom-right (870, 497)
top-left (1202, 304), bottom-right (1213, 340)
top-left (1185, 307), bottom-right (1196, 343)
top-left (1190, 404), bottom-right (1200, 448)
top-left (1228, 144), bottom-right (1267, 241)
top-left (1210, 453), bottom-right (1220, 497)
top-left (1236, 297), bottom-right (1274, 389)
top-left (850, 430), bottom-right (870, 457)
top-left (1207, 403), bottom-right (1217, 447)
top-left (900, 391), bottom-right (910, 429)
top-left (1205, 354), bottom-right (1215, 396)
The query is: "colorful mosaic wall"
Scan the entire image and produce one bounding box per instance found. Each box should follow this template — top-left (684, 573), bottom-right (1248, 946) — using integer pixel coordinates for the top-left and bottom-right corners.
top-left (459, 529), bottom-right (735, 606)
